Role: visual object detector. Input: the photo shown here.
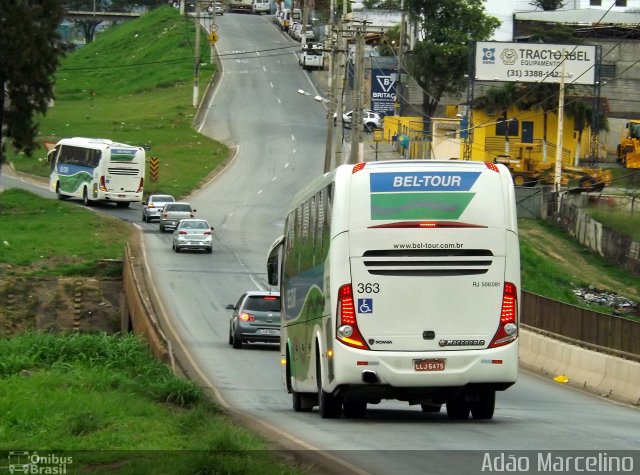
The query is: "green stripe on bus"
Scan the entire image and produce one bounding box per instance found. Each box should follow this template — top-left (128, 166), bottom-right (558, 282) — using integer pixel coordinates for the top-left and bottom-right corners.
top-left (370, 192), bottom-right (475, 220)
top-left (59, 172), bottom-right (92, 193)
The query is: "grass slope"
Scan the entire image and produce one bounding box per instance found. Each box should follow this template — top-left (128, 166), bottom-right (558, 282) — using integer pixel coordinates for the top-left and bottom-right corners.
top-left (9, 6), bottom-right (227, 200)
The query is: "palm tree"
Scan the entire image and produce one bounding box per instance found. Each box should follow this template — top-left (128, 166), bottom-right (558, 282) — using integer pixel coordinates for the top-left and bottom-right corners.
top-left (478, 83), bottom-right (517, 156)
top-left (519, 83), bottom-right (563, 162)
top-left (565, 99), bottom-right (590, 166)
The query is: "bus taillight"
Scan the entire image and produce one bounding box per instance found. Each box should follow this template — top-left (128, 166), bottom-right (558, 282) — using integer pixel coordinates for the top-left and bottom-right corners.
top-left (336, 284), bottom-right (369, 350)
top-left (99, 176), bottom-right (107, 192)
top-left (489, 282), bottom-right (518, 348)
top-left (136, 178), bottom-right (144, 193)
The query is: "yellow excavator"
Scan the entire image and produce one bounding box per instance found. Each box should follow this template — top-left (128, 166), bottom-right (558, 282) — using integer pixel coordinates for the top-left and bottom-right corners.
top-left (617, 120), bottom-right (640, 169)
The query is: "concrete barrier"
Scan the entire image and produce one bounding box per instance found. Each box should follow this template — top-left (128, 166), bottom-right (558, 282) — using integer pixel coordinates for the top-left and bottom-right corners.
top-left (520, 329), bottom-right (640, 405)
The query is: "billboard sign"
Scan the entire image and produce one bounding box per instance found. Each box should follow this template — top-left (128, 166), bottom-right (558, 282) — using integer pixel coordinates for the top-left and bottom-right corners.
top-left (475, 42), bottom-right (597, 85)
top-left (371, 69), bottom-right (397, 116)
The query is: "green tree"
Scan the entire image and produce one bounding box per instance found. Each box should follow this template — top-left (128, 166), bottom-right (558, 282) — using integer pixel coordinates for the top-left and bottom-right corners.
top-left (0, 0), bottom-right (68, 170)
top-left (402, 0), bottom-right (500, 117)
top-left (529, 0), bottom-right (566, 11)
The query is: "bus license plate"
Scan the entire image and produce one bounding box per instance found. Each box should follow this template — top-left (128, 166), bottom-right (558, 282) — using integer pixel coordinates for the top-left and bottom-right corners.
top-left (414, 359), bottom-right (445, 371)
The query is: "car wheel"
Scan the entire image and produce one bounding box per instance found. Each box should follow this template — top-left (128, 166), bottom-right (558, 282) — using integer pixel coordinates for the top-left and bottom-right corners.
top-left (232, 331), bottom-right (242, 349)
top-left (173, 244), bottom-right (180, 253)
top-left (159, 224), bottom-right (164, 232)
top-left (364, 123), bottom-right (374, 133)
top-left (142, 212), bottom-right (147, 222)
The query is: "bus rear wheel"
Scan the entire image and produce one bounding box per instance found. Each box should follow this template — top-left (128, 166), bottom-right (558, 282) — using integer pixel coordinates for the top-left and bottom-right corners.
top-left (343, 399), bottom-right (367, 418)
top-left (446, 398), bottom-right (470, 420)
top-left (316, 349), bottom-right (342, 419)
top-left (82, 188), bottom-right (92, 206)
top-left (470, 390), bottom-right (495, 420)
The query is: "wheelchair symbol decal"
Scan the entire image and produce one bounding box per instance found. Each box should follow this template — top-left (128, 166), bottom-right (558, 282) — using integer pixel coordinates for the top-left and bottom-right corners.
top-left (358, 298), bottom-right (373, 314)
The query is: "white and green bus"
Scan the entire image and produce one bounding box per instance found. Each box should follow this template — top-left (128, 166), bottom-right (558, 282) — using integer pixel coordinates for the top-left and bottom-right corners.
top-left (48, 137), bottom-right (145, 207)
top-left (267, 160), bottom-right (520, 420)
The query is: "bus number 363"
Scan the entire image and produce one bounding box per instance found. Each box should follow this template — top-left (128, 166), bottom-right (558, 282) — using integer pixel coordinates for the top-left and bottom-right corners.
top-left (357, 283), bottom-right (380, 293)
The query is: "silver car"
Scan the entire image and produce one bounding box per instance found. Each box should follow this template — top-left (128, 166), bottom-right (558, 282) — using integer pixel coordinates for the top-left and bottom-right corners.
top-left (171, 218), bottom-right (213, 253)
top-left (142, 194), bottom-right (175, 222)
top-left (159, 202), bottom-right (195, 232)
top-left (227, 291), bottom-right (281, 349)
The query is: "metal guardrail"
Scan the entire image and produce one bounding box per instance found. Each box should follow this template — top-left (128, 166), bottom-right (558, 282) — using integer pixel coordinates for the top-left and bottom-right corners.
top-left (521, 291), bottom-right (640, 359)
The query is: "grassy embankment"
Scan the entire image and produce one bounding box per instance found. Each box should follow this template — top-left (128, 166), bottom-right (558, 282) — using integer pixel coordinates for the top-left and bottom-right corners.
top-left (1, 7), bottom-right (304, 472)
top-left (9, 6), bottom-right (226, 200)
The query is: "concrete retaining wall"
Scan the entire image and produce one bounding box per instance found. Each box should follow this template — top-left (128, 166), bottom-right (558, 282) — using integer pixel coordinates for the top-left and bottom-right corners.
top-left (520, 329), bottom-right (640, 406)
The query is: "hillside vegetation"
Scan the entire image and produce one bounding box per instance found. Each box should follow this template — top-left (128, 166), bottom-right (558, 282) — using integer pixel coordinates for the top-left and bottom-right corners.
top-left (9, 6), bottom-right (227, 200)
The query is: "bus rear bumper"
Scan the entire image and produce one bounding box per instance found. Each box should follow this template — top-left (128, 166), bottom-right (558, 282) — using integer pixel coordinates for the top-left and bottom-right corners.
top-left (327, 342), bottom-right (518, 399)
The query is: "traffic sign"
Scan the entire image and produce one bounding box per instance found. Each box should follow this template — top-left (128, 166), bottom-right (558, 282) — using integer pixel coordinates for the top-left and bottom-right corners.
top-left (208, 31), bottom-right (219, 45)
top-left (210, 23), bottom-right (218, 33)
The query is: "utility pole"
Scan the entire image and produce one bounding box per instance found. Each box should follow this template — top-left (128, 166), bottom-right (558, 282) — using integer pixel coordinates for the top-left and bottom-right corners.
top-left (554, 50), bottom-right (566, 194)
top-left (193, 1), bottom-right (202, 107)
top-left (349, 26), bottom-right (365, 164)
top-left (324, 4), bottom-right (337, 173)
top-left (396, 0), bottom-right (405, 116)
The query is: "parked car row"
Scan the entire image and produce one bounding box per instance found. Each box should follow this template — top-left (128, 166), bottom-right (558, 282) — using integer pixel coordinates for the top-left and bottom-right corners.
top-left (142, 194), bottom-right (213, 253)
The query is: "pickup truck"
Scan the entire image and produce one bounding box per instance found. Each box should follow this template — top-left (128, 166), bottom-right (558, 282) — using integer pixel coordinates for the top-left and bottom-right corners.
top-left (299, 42), bottom-right (324, 70)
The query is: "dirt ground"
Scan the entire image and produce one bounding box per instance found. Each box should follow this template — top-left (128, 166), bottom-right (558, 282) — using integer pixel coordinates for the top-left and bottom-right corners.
top-left (519, 219), bottom-right (640, 303)
top-left (0, 276), bottom-right (122, 336)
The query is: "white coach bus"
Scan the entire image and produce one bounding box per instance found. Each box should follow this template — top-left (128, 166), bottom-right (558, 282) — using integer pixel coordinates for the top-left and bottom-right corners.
top-left (266, 160), bottom-right (520, 420)
top-left (48, 137), bottom-right (145, 207)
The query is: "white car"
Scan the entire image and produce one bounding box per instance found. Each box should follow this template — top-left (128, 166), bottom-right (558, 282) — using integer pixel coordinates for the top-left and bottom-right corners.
top-left (172, 218), bottom-right (214, 253)
top-left (334, 110), bottom-right (383, 132)
top-left (208, 2), bottom-right (224, 15)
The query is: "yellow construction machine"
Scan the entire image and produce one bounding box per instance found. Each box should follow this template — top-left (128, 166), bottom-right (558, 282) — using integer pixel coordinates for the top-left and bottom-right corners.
top-left (495, 155), bottom-right (612, 192)
top-left (617, 120), bottom-right (640, 168)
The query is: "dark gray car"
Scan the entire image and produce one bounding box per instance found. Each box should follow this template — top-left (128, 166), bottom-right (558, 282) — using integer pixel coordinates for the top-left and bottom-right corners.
top-left (159, 202), bottom-right (195, 232)
top-left (227, 291), bottom-right (281, 349)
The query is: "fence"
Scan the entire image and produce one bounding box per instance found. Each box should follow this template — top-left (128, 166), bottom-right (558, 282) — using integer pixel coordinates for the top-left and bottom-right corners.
top-left (521, 291), bottom-right (640, 359)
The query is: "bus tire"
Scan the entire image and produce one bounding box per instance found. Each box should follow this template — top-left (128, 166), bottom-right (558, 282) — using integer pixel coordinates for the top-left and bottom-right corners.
top-left (446, 398), bottom-right (470, 420)
top-left (343, 399), bottom-right (367, 419)
top-left (292, 392), bottom-right (315, 412)
top-left (470, 390), bottom-right (495, 420)
top-left (316, 348), bottom-right (342, 419)
top-left (420, 403), bottom-right (442, 413)
top-left (55, 183), bottom-right (67, 200)
top-left (82, 187), bottom-right (91, 206)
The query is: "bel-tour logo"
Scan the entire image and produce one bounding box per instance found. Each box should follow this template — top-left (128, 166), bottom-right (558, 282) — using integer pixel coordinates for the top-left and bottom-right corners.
top-left (482, 47), bottom-right (496, 64)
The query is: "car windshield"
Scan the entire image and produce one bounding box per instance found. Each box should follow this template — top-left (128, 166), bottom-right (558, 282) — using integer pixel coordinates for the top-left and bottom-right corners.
top-left (182, 221), bottom-right (208, 229)
top-left (154, 195), bottom-right (174, 202)
top-left (245, 295), bottom-right (280, 312)
top-left (167, 204), bottom-right (191, 212)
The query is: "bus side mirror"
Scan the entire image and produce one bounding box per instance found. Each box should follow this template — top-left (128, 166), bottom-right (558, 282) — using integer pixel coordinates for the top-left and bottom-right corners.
top-left (266, 235), bottom-right (284, 287)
